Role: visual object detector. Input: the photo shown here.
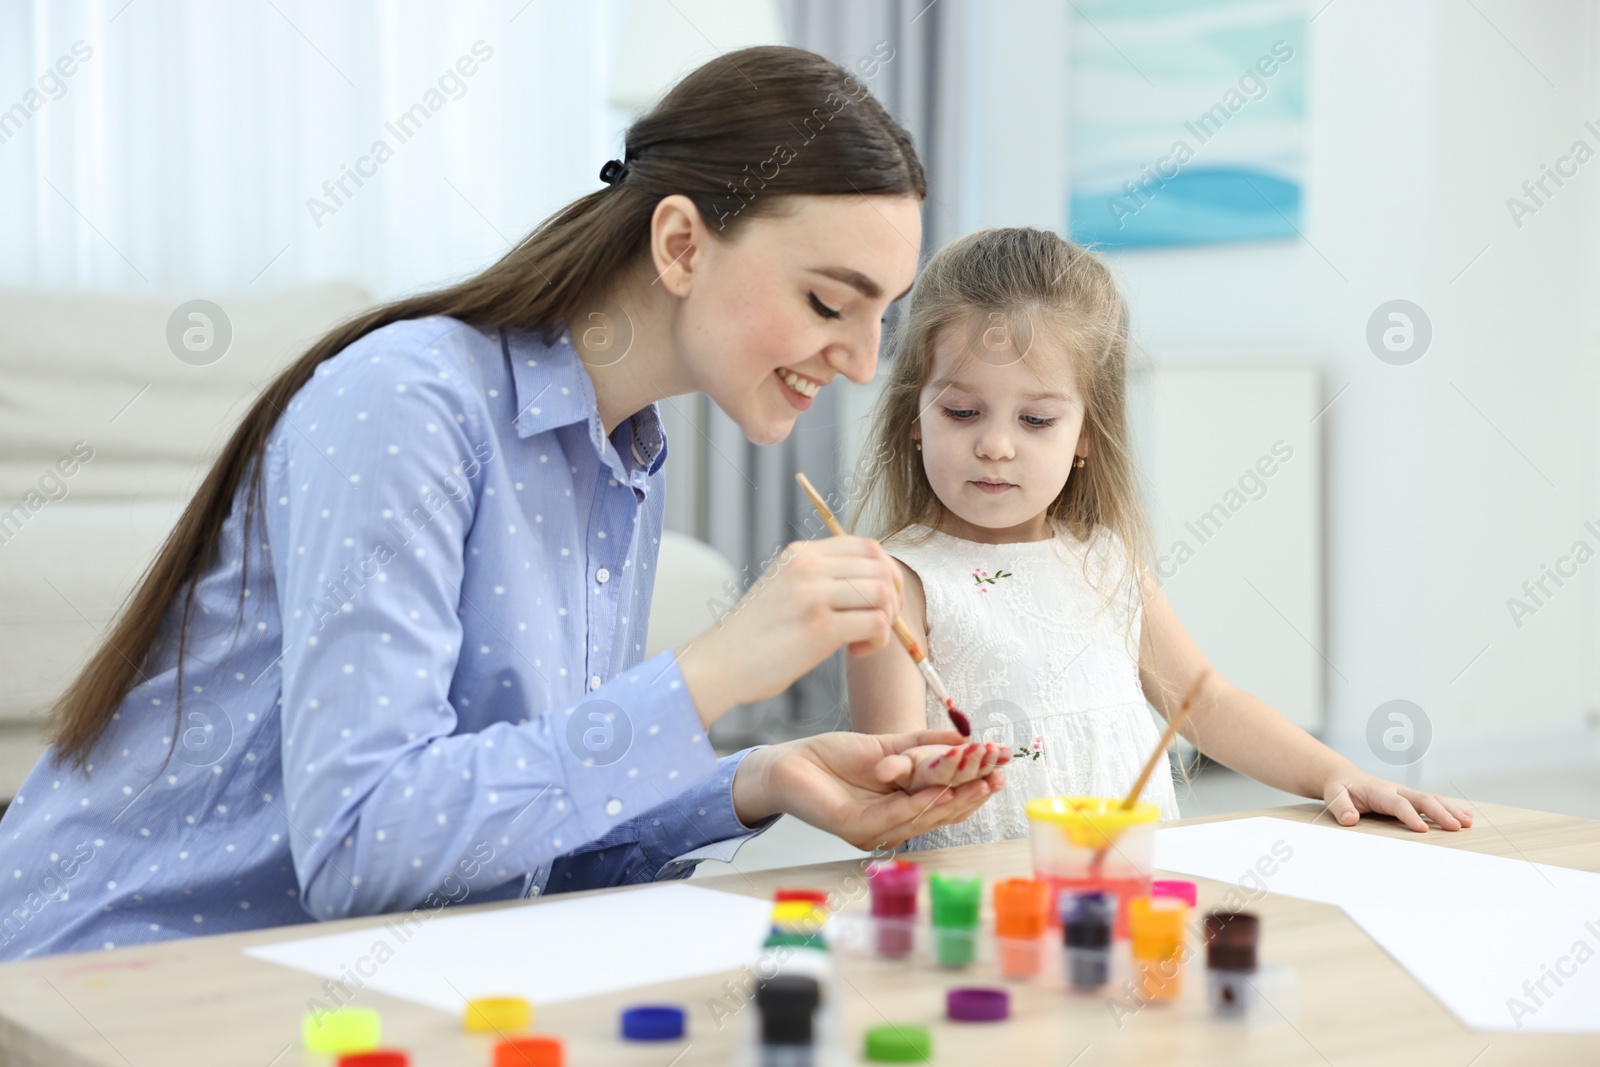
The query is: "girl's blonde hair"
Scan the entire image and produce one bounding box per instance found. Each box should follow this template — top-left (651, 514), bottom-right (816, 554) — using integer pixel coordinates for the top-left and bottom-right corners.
top-left (852, 227), bottom-right (1152, 603)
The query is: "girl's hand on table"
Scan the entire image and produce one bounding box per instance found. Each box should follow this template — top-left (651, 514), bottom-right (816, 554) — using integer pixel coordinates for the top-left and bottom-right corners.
top-left (731, 729), bottom-right (1005, 850)
top-left (1321, 766), bottom-right (1475, 832)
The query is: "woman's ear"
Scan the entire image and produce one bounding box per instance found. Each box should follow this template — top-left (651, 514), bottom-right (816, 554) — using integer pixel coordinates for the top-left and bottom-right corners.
top-left (650, 194), bottom-right (704, 298)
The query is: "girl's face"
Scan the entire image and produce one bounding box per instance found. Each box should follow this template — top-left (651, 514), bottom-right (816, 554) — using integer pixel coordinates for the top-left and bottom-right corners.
top-left (913, 313), bottom-right (1088, 543)
top-left (676, 194), bottom-right (921, 445)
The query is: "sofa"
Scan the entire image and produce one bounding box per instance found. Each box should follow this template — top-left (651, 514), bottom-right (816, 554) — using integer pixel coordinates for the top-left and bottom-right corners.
top-left (0, 284), bottom-right (735, 799)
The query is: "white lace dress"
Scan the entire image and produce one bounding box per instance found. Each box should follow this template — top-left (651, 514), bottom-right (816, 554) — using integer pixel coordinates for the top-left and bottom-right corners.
top-left (883, 523), bottom-right (1182, 851)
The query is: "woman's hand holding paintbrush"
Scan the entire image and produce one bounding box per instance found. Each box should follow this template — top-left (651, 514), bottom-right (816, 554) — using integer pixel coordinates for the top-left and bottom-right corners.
top-left (674, 530), bottom-right (913, 726)
top-left (792, 472), bottom-right (1000, 798)
top-left (795, 473), bottom-right (974, 737)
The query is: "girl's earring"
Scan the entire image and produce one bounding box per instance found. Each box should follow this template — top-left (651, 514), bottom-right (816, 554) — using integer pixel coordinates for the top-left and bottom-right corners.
top-left (915, 439), bottom-right (922, 452)
top-left (1073, 455), bottom-right (1086, 468)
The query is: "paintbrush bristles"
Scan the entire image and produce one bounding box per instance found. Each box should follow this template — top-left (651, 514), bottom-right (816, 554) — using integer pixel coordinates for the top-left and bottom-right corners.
top-left (1119, 670), bottom-right (1208, 812)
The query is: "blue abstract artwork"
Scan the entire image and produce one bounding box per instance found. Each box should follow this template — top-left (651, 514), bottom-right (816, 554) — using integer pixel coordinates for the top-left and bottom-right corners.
top-left (1068, 0), bottom-right (1308, 251)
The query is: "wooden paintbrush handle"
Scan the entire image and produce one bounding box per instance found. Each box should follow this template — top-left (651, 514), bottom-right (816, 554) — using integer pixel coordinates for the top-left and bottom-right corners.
top-left (889, 616), bottom-right (922, 658)
top-left (795, 473), bottom-right (847, 537)
top-left (796, 472), bottom-right (919, 658)
top-left (795, 473), bottom-right (971, 738)
top-left (1119, 670), bottom-right (1208, 811)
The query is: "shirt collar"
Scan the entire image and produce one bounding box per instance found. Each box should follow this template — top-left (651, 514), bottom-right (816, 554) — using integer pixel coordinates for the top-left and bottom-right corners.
top-left (504, 328), bottom-right (668, 484)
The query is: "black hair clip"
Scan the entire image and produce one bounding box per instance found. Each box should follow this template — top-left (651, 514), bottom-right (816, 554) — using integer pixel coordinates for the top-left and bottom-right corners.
top-left (598, 159), bottom-right (630, 186)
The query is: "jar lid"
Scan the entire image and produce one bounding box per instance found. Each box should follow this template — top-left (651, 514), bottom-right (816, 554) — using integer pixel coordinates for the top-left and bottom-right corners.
top-left (1025, 796), bottom-right (1160, 847)
top-left (464, 997), bottom-right (532, 1033)
top-left (771, 900), bottom-right (829, 927)
top-left (1063, 891), bottom-right (1114, 948)
top-left (867, 859), bottom-right (921, 893)
top-left (1151, 879), bottom-right (1198, 907)
top-left (763, 932), bottom-right (828, 951)
top-left (929, 871), bottom-right (982, 927)
top-left (621, 1004), bottom-right (686, 1041)
top-left (1129, 895), bottom-right (1187, 957)
top-left (774, 887), bottom-right (830, 904)
top-left (864, 1023), bottom-right (932, 1062)
top-left (1205, 910), bottom-right (1260, 971)
top-left (338, 1052), bottom-right (408, 1067)
top-left (993, 877), bottom-right (1050, 938)
top-left (756, 975), bottom-right (820, 1046)
top-left (493, 1036), bottom-right (563, 1067)
top-left (303, 1007), bottom-right (381, 1054)
top-left (947, 986), bottom-right (1010, 1022)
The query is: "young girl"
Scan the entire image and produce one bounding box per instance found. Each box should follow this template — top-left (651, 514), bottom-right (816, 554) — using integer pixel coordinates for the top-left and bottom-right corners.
top-left (848, 227), bottom-right (1473, 849)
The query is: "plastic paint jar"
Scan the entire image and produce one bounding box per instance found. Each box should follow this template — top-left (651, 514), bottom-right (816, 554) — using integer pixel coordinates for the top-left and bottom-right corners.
top-left (866, 859), bottom-right (920, 958)
top-left (1151, 879), bottom-right (1197, 908)
top-left (1129, 895), bottom-right (1187, 1002)
top-left (993, 877), bottom-right (1051, 978)
top-left (771, 900), bottom-right (830, 941)
top-left (929, 871), bottom-right (982, 968)
top-left (1205, 910), bottom-right (1259, 1017)
top-left (1061, 890), bottom-right (1114, 990)
top-left (756, 974), bottom-right (820, 1067)
top-left (774, 888), bottom-right (830, 905)
top-left (1025, 796), bottom-right (1161, 939)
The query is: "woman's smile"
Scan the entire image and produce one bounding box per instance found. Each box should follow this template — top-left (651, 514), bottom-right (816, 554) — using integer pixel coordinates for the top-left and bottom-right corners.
top-left (775, 366), bottom-right (825, 409)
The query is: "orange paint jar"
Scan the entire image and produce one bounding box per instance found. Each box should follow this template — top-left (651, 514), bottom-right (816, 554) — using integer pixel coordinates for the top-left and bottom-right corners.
top-left (993, 877), bottom-right (1051, 978)
top-left (1129, 895), bottom-right (1187, 1002)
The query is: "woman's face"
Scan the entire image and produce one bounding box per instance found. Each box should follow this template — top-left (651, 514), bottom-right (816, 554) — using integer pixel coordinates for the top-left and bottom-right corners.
top-left (676, 194), bottom-right (921, 445)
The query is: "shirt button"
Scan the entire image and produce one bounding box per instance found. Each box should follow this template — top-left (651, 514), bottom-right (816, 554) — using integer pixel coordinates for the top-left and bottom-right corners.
top-left (589, 675), bottom-right (602, 691)
top-left (596, 567), bottom-right (611, 584)
top-left (605, 798), bottom-right (623, 816)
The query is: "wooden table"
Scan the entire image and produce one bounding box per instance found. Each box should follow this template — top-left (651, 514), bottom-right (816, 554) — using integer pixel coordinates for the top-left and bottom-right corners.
top-left (1, 801), bottom-right (1596, 1066)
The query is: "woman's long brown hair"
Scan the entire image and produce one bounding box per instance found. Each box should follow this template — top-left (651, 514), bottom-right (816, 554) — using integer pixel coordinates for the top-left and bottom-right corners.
top-left (50, 45), bottom-right (927, 769)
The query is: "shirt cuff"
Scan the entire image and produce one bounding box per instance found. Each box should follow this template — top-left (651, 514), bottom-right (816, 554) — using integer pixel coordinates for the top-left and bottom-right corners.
top-left (553, 650), bottom-right (715, 843)
top-left (644, 747), bottom-right (780, 880)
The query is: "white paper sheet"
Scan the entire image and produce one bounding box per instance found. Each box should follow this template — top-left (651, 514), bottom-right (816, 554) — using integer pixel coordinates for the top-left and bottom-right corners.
top-left (245, 883), bottom-right (774, 1012)
top-left (1154, 817), bottom-right (1600, 1033)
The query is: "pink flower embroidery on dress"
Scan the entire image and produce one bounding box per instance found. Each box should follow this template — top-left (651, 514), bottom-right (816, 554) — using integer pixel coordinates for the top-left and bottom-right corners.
top-left (971, 566), bottom-right (1013, 595)
top-left (1013, 735), bottom-right (1045, 761)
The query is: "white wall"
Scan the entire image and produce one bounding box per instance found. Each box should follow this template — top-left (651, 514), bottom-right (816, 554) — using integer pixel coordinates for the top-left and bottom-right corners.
top-left (955, 0), bottom-right (1600, 776)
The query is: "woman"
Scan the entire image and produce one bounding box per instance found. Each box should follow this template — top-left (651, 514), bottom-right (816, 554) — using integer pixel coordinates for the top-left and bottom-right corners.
top-left (0, 47), bottom-right (1007, 959)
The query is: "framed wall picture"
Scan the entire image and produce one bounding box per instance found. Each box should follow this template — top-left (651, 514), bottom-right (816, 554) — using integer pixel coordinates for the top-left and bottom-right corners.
top-left (1068, 0), bottom-right (1308, 250)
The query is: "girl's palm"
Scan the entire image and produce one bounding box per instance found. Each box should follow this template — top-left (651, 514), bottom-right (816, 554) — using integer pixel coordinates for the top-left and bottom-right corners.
top-left (769, 730), bottom-right (1003, 851)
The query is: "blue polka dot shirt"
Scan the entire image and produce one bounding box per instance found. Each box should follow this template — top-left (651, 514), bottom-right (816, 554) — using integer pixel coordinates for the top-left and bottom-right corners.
top-left (0, 318), bottom-right (768, 959)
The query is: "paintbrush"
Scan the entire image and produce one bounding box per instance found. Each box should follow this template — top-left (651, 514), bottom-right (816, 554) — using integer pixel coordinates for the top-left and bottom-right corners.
top-left (794, 472), bottom-right (971, 737)
top-left (1087, 670), bottom-right (1209, 879)
top-left (1119, 669), bottom-right (1207, 811)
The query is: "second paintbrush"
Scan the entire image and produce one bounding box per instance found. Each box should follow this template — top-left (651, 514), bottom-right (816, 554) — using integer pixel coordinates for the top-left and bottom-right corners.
top-left (794, 472), bottom-right (972, 737)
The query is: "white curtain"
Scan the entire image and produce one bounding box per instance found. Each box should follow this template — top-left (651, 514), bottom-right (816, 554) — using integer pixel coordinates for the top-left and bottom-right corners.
top-left (0, 0), bottom-right (628, 298)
